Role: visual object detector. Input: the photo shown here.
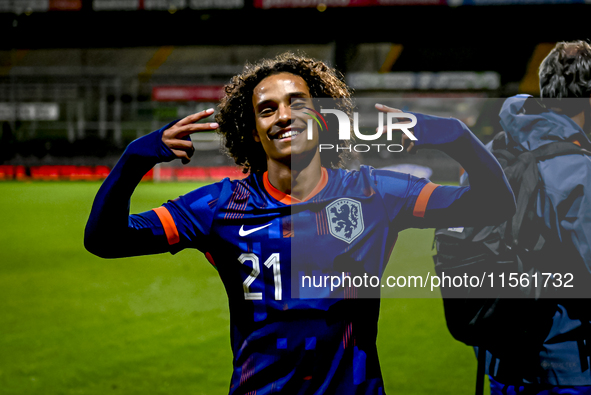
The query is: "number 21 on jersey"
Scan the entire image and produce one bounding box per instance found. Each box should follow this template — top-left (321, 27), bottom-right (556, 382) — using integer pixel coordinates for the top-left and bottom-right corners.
top-left (238, 253), bottom-right (282, 301)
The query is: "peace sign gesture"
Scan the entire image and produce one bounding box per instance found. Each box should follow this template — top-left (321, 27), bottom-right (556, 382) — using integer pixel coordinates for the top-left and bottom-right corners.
top-left (161, 108), bottom-right (219, 164)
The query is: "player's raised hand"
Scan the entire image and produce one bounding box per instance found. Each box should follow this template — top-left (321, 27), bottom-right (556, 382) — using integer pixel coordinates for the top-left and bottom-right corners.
top-left (375, 103), bottom-right (417, 154)
top-left (162, 108), bottom-right (219, 164)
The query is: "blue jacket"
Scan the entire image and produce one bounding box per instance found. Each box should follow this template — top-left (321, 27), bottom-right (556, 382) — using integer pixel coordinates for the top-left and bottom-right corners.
top-left (484, 95), bottom-right (591, 386)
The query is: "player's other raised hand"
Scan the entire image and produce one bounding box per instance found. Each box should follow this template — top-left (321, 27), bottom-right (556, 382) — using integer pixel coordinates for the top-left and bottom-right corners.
top-left (375, 103), bottom-right (417, 154)
top-left (161, 108), bottom-right (219, 164)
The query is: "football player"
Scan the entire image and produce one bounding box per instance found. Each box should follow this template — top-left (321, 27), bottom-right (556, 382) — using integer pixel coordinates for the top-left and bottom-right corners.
top-left (85, 53), bottom-right (515, 394)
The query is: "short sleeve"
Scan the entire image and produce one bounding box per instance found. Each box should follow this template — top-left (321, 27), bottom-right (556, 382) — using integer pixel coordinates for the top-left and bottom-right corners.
top-left (371, 168), bottom-right (439, 229)
top-left (137, 182), bottom-right (222, 255)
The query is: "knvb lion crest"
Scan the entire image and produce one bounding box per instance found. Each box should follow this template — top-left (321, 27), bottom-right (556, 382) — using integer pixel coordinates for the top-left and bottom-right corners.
top-left (326, 198), bottom-right (364, 244)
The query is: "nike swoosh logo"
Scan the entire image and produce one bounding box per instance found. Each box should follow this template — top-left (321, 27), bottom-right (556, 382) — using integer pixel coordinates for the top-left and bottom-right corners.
top-left (239, 223), bottom-right (272, 237)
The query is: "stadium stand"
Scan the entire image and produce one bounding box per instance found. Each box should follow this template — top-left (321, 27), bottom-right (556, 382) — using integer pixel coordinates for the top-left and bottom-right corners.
top-left (0, 1), bottom-right (588, 182)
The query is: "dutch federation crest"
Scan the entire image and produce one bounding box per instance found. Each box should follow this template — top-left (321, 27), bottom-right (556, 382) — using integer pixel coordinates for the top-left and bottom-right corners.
top-left (326, 198), bottom-right (364, 244)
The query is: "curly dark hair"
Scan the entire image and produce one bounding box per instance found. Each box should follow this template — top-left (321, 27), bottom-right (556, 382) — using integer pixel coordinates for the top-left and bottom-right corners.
top-left (539, 40), bottom-right (591, 115)
top-left (215, 52), bottom-right (354, 174)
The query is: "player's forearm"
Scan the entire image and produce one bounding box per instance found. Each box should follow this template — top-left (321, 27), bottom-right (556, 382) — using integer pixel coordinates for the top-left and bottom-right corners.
top-left (84, 125), bottom-right (177, 258)
top-left (85, 155), bottom-right (152, 258)
top-left (413, 114), bottom-right (516, 224)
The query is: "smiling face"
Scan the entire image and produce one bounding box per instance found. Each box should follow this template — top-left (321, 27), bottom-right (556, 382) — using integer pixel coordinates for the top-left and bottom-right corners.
top-left (252, 72), bottom-right (319, 169)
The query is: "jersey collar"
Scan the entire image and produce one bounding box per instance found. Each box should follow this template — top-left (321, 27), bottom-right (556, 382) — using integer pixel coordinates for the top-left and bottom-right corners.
top-left (263, 167), bottom-right (328, 205)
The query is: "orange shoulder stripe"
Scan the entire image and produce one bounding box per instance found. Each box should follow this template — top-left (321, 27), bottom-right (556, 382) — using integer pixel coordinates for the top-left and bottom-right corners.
top-left (413, 182), bottom-right (440, 218)
top-left (152, 206), bottom-right (180, 245)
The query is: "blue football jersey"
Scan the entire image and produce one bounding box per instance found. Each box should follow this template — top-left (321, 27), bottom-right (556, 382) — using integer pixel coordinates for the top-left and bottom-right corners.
top-left (140, 165), bottom-right (439, 395)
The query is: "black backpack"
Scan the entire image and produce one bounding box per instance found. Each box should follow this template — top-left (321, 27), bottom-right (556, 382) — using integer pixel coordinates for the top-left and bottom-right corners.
top-left (433, 131), bottom-right (591, 393)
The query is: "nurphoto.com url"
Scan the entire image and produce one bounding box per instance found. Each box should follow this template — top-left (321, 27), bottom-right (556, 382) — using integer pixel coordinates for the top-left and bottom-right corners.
top-left (300, 271), bottom-right (575, 293)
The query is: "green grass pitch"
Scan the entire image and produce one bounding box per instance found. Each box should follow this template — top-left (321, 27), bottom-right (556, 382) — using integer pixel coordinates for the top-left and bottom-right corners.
top-left (0, 181), bottom-right (480, 394)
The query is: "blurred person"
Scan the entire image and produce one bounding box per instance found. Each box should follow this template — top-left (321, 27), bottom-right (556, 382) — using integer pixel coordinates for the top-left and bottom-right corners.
top-left (480, 41), bottom-right (591, 394)
top-left (85, 53), bottom-right (515, 394)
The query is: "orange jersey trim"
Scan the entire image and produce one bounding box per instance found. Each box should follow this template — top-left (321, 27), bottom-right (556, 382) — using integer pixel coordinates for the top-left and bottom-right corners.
top-left (413, 182), bottom-right (440, 218)
top-left (263, 168), bottom-right (328, 205)
top-left (152, 206), bottom-right (180, 245)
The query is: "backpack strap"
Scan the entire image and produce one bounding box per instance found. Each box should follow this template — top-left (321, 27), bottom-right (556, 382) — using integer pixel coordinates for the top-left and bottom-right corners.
top-left (508, 142), bottom-right (591, 247)
top-left (531, 141), bottom-right (591, 161)
top-left (475, 347), bottom-right (487, 395)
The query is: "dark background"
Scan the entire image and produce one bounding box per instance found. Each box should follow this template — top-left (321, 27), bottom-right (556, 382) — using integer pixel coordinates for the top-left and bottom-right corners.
top-left (0, 0), bottom-right (588, 181)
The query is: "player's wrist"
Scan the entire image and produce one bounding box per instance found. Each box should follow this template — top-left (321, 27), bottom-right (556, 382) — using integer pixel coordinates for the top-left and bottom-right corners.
top-left (123, 120), bottom-right (180, 164)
